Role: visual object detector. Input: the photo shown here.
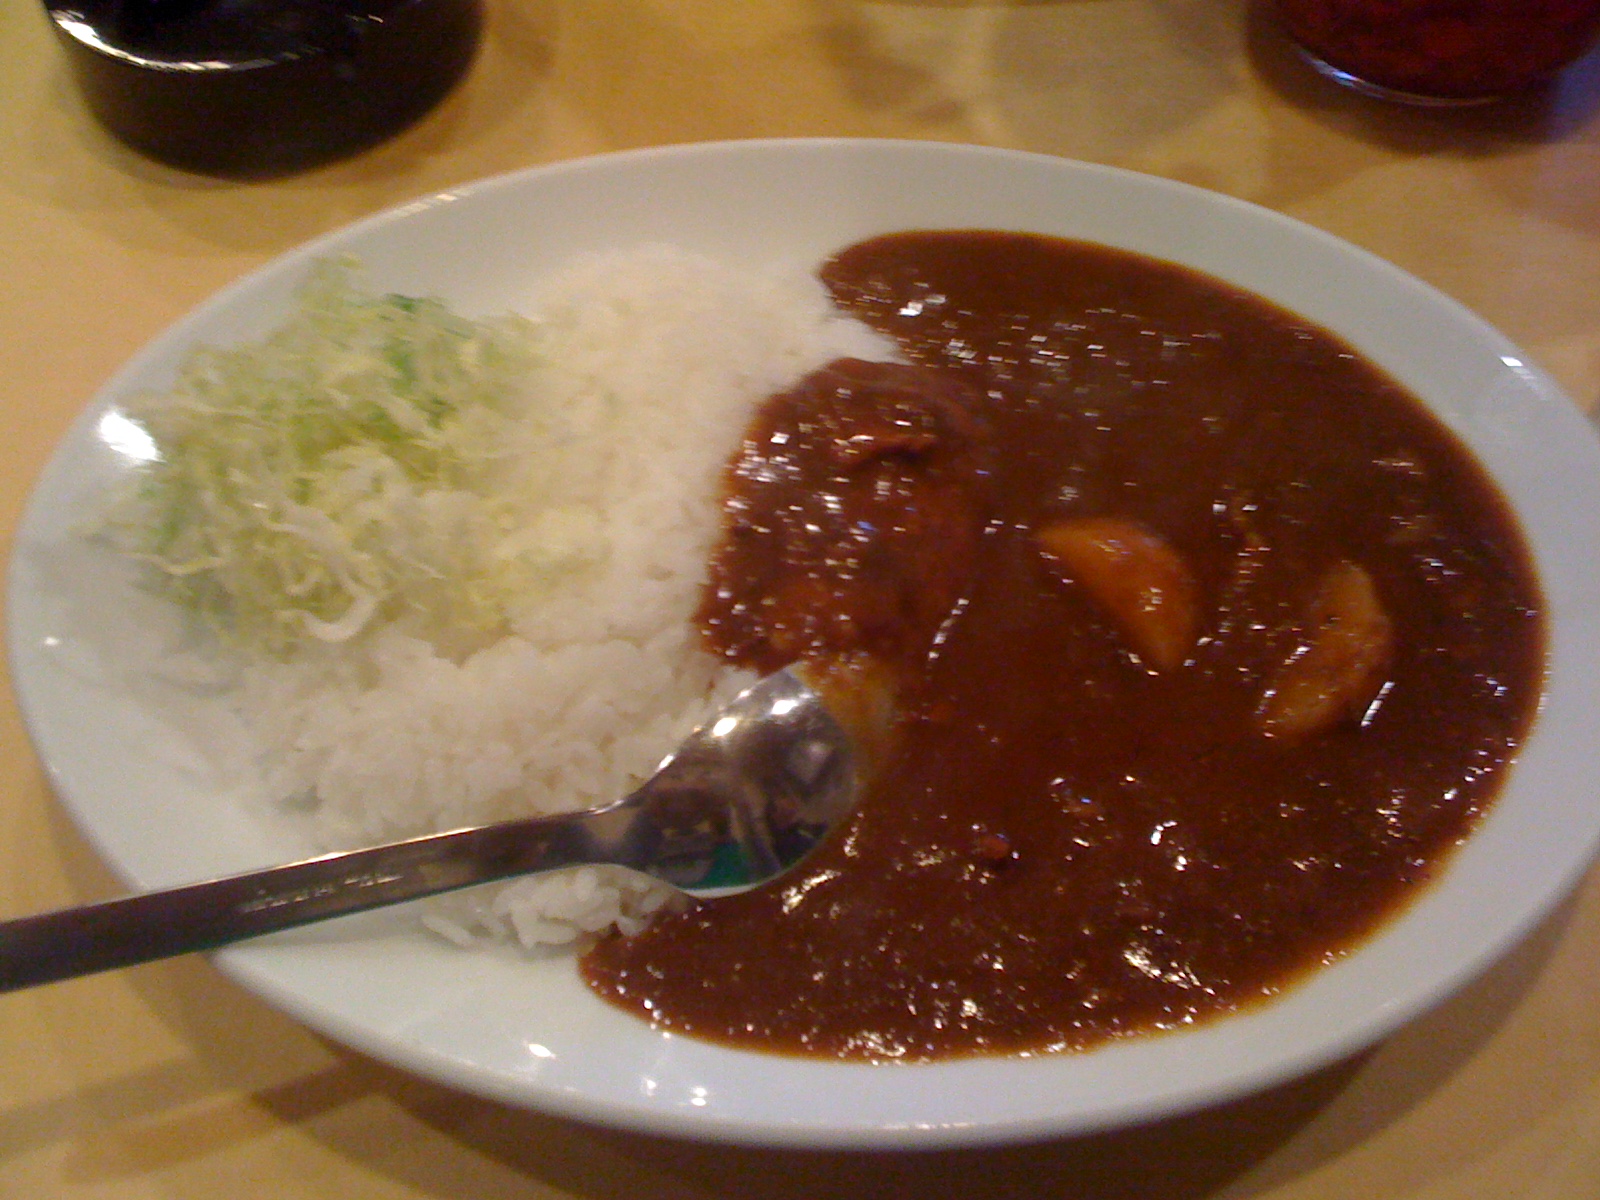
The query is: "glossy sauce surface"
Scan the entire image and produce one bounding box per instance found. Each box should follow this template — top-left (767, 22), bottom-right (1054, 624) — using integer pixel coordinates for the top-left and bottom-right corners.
top-left (581, 232), bottom-right (1544, 1060)
top-left (693, 356), bottom-right (991, 678)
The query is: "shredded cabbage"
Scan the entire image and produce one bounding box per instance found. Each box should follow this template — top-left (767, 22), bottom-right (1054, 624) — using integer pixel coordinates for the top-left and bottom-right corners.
top-left (108, 258), bottom-right (555, 660)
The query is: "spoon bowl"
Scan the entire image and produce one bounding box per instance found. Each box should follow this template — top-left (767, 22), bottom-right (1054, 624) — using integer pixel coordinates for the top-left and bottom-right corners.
top-left (0, 667), bottom-right (858, 992)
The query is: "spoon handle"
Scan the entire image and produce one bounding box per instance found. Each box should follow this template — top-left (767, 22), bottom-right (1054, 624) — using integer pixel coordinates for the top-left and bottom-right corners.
top-left (0, 668), bottom-right (855, 992)
top-left (0, 807), bottom-right (633, 993)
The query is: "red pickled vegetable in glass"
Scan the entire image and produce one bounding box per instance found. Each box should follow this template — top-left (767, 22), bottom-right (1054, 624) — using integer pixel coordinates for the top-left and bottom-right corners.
top-left (1275, 0), bottom-right (1600, 102)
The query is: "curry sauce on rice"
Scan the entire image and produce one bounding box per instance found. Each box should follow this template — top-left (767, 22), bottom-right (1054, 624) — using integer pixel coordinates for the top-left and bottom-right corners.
top-left (580, 231), bottom-right (1543, 1060)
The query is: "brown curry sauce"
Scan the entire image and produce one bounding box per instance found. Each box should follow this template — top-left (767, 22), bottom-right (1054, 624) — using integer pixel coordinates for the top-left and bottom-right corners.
top-left (580, 231), bottom-right (1545, 1061)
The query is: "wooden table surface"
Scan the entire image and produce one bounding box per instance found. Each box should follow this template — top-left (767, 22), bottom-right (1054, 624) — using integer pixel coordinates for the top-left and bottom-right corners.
top-left (5, 1), bottom-right (1600, 1195)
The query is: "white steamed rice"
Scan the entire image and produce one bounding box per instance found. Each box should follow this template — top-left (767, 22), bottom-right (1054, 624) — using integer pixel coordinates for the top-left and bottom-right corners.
top-left (224, 245), bottom-right (892, 948)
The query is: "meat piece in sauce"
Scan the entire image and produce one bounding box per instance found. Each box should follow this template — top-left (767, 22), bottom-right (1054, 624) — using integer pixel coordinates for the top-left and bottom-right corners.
top-left (695, 357), bottom-right (991, 678)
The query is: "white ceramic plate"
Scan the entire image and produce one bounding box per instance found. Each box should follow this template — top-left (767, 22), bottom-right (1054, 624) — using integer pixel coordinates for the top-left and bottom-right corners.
top-left (11, 139), bottom-right (1600, 1149)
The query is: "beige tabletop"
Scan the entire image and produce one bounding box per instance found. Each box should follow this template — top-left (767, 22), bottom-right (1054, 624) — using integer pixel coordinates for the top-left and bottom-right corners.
top-left (5, 1), bottom-right (1600, 1196)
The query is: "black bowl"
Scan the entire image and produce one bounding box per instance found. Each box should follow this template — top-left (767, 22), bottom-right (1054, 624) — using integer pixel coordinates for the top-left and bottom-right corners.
top-left (48, 0), bottom-right (482, 177)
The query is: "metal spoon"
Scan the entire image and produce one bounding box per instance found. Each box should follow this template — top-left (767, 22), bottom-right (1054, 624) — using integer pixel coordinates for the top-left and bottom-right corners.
top-left (0, 668), bottom-right (858, 992)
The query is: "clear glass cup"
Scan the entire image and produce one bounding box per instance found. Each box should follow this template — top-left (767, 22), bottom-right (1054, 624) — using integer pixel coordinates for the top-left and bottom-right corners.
top-left (1274, 0), bottom-right (1600, 105)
